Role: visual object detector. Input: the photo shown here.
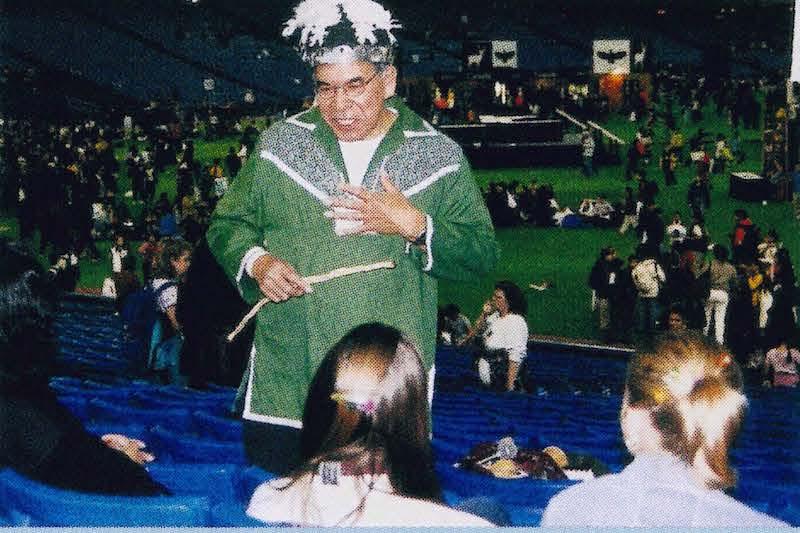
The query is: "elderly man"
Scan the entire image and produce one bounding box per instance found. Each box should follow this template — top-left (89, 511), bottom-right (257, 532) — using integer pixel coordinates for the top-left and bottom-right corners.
top-left (207, 0), bottom-right (497, 472)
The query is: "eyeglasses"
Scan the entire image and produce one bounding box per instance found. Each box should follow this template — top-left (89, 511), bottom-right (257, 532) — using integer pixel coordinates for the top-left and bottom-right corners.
top-left (314, 71), bottom-right (381, 102)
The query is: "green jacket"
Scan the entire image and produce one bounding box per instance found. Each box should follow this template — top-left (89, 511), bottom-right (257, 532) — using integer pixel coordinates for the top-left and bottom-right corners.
top-left (207, 97), bottom-right (497, 426)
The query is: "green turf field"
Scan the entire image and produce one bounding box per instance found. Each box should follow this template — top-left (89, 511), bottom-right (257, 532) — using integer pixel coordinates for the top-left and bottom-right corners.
top-left (2, 102), bottom-right (798, 341)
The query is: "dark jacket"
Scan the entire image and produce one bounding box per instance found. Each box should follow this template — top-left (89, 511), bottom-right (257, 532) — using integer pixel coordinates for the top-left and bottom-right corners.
top-left (589, 257), bottom-right (624, 300)
top-left (0, 377), bottom-right (167, 495)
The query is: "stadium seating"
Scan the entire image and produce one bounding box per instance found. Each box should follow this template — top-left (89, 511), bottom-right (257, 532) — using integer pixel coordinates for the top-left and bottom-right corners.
top-left (148, 425), bottom-right (247, 465)
top-left (2, 294), bottom-right (792, 527)
top-left (0, 469), bottom-right (211, 526)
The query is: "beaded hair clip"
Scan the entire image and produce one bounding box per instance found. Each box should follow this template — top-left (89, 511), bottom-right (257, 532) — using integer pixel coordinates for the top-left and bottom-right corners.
top-left (330, 391), bottom-right (377, 416)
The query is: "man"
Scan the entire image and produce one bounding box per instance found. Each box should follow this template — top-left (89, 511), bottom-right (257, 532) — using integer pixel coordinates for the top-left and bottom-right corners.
top-left (665, 211), bottom-right (687, 247)
top-left (607, 254), bottom-right (638, 344)
top-left (632, 249), bottom-right (666, 336)
top-left (581, 129), bottom-right (595, 177)
top-left (687, 174), bottom-right (710, 217)
top-left (224, 146), bottom-right (242, 181)
top-left (207, 0), bottom-right (497, 472)
top-left (730, 209), bottom-right (758, 265)
top-left (636, 201), bottom-right (664, 258)
top-left (588, 247), bottom-right (623, 341)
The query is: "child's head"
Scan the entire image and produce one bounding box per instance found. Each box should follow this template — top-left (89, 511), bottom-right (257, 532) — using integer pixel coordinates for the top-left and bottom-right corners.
top-left (300, 323), bottom-right (438, 500)
top-left (622, 332), bottom-right (746, 489)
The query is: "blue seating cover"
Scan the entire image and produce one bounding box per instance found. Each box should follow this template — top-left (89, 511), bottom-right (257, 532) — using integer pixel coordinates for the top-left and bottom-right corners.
top-left (148, 425), bottom-right (247, 464)
top-left (88, 399), bottom-right (192, 432)
top-left (146, 463), bottom-right (240, 504)
top-left (210, 502), bottom-right (265, 527)
top-left (193, 411), bottom-right (244, 441)
top-left (0, 469), bottom-right (210, 526)
top-left (237, 465), bottom-right (278, 502)
top-left (84, 422), bottom-right (149, 443)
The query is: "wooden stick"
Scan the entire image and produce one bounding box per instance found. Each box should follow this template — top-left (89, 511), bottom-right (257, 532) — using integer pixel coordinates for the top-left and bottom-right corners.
top-left (226, 260), bottom-right (395, 342)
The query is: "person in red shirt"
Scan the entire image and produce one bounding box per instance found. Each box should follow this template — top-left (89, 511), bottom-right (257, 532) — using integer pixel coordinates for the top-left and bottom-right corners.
top-left (730, 209), bottom-right (757, 265)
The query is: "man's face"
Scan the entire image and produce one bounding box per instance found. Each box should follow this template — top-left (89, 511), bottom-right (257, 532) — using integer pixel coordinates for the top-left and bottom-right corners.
top-left (314, 61), bottom-right (396, 142)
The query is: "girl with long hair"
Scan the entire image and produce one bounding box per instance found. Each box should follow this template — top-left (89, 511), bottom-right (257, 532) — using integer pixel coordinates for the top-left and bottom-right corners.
top-left (246, 323), bottom-right (491, 526)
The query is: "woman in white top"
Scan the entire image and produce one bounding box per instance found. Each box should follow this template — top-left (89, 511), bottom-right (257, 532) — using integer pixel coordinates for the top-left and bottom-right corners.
top-left (247, 323), bottom-right (492, 527)
top-left (462, 281), bottom-right (529, 391)
top-left (763, 335), bottom-right (800, 388)
top-left (542, 332), bottom-right (786, 527)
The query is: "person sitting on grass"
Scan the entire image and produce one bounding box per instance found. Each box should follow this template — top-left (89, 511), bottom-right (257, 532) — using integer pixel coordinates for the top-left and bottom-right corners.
top-left (578, 195), bottom-right (615, 227)
top-left (0, 240), bottom-right (166, 495)
top-left (542, 332), bottom-right (787, 527)
top-left (246, 323), bottom-right (494, 526)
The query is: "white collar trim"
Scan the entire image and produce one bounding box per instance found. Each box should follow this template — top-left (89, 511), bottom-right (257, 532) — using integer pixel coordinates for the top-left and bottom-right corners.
top-left (286, 110), bottom-right (316, 131)
top-left (260, 150), bottom-right (330, 203)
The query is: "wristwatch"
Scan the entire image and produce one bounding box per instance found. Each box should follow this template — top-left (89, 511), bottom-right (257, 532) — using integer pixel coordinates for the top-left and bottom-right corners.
top-left (411, 226), bottom-right (427, 246)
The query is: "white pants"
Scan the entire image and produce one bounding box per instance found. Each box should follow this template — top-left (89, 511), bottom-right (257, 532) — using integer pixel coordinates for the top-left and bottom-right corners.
top-left (704, 289), bottom-right (729, 345)
top-left (618, 215), bottom-right (637, 235)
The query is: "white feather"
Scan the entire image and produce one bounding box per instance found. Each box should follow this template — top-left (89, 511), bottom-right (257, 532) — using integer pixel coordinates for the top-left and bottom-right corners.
top-left (283, 0), bottom-right (400, 59)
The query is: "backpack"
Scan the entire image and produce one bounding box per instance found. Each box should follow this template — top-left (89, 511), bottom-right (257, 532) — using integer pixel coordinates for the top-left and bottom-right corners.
top-left (121, 281), bottom-right (177, 344)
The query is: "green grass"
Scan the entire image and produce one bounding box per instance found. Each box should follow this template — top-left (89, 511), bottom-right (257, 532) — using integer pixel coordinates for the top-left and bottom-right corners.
top-left (440, 102), bottom-right (798, 340)
top-left (3, 101), bottom-right (798, 341)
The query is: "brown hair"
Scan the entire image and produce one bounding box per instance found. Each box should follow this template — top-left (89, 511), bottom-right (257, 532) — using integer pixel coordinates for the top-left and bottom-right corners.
top-left (154, 238), bottom-right (193, 279)
top-left (624, 332), bottom-right (746, 489)
top-left (292, 323), bottom-right (439, 515)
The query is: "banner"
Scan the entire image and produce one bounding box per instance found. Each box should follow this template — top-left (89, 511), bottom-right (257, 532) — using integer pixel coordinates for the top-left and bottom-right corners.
top-left (492, 40), bottom-right (518, 69)
top-left (593, 40), bottom-right (630, 74)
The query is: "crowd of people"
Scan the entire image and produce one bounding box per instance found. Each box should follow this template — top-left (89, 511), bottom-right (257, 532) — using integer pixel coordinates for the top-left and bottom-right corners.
top-left (0, 239), bottom-right (788, 526)
top-left (0, 0), bottom-right (797, 527)
top-left (0, 64), bottom-right (267, 271)
top-left (587, 210), bottom-right (797, 385)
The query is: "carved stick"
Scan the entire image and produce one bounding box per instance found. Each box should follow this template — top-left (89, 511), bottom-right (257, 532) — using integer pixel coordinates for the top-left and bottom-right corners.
top-left (226, 260), bottom-right (395, 342)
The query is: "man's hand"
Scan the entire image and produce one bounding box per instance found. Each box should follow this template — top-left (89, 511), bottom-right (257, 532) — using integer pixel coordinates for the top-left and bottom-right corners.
top-left (325, 174), bottom-right (426, 241)
top-left (251, 254), bottom-right (312, 302)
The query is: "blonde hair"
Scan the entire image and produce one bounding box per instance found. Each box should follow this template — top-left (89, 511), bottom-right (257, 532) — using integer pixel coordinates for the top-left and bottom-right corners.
top-left (623, 332), bottom-right (747, 489)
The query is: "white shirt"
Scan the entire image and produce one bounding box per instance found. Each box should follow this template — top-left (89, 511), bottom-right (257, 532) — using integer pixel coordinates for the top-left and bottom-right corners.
top-left (152, 278), bottom-right (177, 312)
top-left (110, 246), bottom-right (128, 274)
top-left (247, 473), bottom-right (492, 527)
top-left (541, 453), bottom-right (787, 527)
top-left (765, 347), bottom-right (800, 375)
top-left (484, 312), bottom-right (529, 363)
top-left (667, 222), bottom-right (687, 244)
top-left (338, 135), bottom-right (384, 187)
top-left (632, 259), bottom-right (666, 299)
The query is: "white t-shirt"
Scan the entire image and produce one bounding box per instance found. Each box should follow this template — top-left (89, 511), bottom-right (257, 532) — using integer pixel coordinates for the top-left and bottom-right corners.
top-left (110, 246), bottom-right (128, 274)
top-left (247, 473), bottom-right (492, 527)
top-left (338, 135), bottom-right (384, 187)
top-left (484, 312), bottom-right (529, 363)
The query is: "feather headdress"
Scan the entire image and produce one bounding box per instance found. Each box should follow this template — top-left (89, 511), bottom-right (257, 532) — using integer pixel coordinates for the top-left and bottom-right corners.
top-left (283, 0), bottom-right (401, 65)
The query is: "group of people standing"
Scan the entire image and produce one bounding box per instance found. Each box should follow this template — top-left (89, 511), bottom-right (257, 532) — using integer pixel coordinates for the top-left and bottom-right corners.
top-left (589, 209), bottom-right (797, 385)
